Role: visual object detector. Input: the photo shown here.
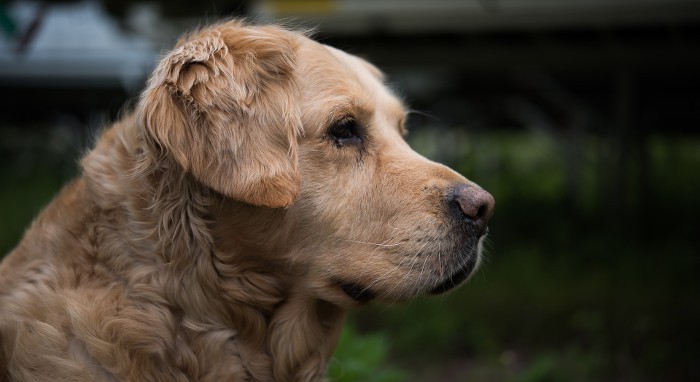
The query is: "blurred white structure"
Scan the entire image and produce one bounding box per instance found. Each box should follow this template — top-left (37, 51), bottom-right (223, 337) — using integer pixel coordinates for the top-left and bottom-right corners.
top-left (252, 0), bottom-right (700, 34)
top-left (0, 1), bottom-right (158, 91)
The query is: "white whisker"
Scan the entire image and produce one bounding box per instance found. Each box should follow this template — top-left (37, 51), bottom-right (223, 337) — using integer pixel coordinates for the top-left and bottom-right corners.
top-left (343, 239), bottom-right (403, 248)
top-left (391, 240), bottom-right (430, 301)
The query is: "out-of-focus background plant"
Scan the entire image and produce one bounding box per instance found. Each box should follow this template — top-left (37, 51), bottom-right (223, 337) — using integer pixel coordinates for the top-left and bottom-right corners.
top-left (2, 0), bottom-right (699, 381)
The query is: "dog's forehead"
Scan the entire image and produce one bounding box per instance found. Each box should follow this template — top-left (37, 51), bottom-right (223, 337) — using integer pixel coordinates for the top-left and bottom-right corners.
top-left (322, 45), bottom-right (385, 82)
top-left (296, 38), bottom-right (407, 136)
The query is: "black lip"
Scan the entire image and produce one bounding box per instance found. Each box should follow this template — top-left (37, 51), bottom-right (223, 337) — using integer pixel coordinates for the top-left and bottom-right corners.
top-left (429, 256), bottom-right (477, 294)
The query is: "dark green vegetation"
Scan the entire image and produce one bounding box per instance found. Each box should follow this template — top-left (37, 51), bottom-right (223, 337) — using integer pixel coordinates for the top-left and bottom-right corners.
top-left (2, 121), bottom-right (698, 381)
top-left (339, 131), bottom-right (700, 381)
top-left (0, 124), bottom-right (83, 255)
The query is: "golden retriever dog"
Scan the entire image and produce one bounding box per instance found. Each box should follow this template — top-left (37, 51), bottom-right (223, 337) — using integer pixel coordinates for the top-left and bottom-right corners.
top-left (0, 20), bottom-right (494, 381)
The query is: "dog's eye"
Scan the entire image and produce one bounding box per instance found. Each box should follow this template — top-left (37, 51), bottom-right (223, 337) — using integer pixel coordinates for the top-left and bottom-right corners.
top-left (328, 117), bottom-right (362, 147)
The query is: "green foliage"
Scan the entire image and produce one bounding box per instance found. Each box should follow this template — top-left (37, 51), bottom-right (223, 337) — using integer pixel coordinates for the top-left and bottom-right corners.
top-left (328, 325), bottom-right (406, 382)
top-left (3, 126), bottom-right (700, 381)
top-left (346, 132), bottom-right (700, 381)
top-left (516, 353), bottom-right (566, 382)
top-left (0, 124), bottom-right (82, 255)
top-left (0, 165), bottom-right (70, 254)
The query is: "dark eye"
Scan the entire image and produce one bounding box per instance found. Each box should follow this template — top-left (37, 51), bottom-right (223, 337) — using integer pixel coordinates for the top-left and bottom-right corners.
top-left (328, 117), bottom-right (362, 147)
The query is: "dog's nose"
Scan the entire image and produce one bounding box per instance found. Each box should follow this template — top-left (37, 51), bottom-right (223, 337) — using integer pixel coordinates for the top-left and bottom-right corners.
top-left (452, 184), bottom-right (495, 233)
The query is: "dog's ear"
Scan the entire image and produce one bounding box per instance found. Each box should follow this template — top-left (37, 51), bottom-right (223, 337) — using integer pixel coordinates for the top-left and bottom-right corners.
top-left (139, 23), bottom-right (301, 208)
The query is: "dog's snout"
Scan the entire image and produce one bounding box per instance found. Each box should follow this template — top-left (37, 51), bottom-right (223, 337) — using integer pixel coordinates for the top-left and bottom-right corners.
top-left (452, 184), bottom-right (495, 232)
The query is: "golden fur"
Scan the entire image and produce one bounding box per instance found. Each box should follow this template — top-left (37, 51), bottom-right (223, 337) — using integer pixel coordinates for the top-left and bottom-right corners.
top-left (0, 20), bottom-right (494, 381)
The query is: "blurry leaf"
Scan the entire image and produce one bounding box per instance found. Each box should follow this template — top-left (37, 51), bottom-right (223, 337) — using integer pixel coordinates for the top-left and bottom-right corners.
top-left (329, 325), bottom-right (406, 382)
top-left (517, 353), bottom-right (566, 382)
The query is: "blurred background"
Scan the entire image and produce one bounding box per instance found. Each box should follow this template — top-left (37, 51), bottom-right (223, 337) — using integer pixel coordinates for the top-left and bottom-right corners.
top-left (2, 0), bottom-right (700, 381)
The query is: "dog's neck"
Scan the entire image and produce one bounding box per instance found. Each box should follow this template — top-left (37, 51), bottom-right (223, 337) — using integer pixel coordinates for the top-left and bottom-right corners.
top-left (82, 114), bottom-right (346, 381)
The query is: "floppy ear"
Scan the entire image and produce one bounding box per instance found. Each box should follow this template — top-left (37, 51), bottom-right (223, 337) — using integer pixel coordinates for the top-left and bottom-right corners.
top-left (138, 23), bottom-right (301, 208)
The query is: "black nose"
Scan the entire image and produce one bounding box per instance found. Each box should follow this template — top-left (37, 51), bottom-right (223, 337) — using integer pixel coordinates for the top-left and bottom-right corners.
top-left (452, 184), bottom-right (495, 233)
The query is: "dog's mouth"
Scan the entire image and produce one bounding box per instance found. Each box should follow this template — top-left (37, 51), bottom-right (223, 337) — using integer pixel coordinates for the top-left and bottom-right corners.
top-left (428, 255), bottom-right (478, 294)
top-left (336, 225), bottom-right (486, 302)
top-left (423, 218), bottom-right (489, 294)
top-left (336, 254), bottom-right (478, 302)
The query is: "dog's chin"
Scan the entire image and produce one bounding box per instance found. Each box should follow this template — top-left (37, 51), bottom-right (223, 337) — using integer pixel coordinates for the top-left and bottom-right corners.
top-left (430, 229), bottom-right (488, 294)
top-left (336, 249), bottom-right (481, 304)
top-left (333, 227), bottom-right (487, 304)
top-left (428, 254), bottom-right (478, 294)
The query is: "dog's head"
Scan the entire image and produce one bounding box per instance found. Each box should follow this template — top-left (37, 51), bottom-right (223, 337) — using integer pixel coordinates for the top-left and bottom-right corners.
top-left (138, 21), bottom-right (494, 307)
